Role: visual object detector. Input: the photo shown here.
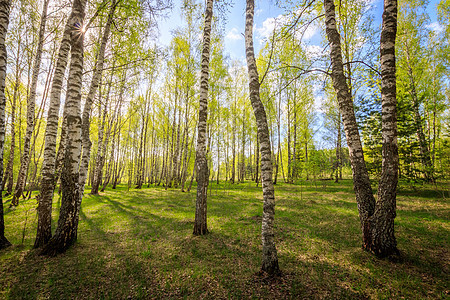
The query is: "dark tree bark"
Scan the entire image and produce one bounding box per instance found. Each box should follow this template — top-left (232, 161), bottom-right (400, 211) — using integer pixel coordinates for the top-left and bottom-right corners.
top-left (40, 0), bottom-right (87, 256)
top-left (0, 0), bottom-right (12, 250)
top-left (368, 0), bottom-right (399, 257)
top-left (193, 0), bottom-right (213, 236)
top-left (245, 0), bottom-right (280, 275)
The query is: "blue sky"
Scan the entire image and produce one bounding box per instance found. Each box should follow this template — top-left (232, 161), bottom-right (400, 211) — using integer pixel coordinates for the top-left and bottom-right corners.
top-left (156, 0), bottom-right (442, 61)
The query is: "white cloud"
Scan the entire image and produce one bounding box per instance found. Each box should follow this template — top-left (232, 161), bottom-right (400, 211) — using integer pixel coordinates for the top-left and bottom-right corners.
top-left (426, 22), bottom-right (443, 33)
top-left (226, 27), bottom-right (243, 41)
top-left (256, 17), bottom-right (276, 39)
top-left (302, 24), bottom-right (318, 41)
top-left (255, 9), bottom-right (263, 17)
top-left (256, 13), bottom-right (318, 42)
top-left (305, 45), bottom-right (324, 58)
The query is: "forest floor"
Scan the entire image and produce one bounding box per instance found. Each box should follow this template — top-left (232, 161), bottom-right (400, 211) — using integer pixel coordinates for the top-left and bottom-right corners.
top-left (0, 179), bottom-right (448, 299)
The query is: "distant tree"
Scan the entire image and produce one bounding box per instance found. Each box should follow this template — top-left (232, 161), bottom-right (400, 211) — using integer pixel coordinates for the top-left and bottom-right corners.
top-left (87, 0), bottom-right (117, 195)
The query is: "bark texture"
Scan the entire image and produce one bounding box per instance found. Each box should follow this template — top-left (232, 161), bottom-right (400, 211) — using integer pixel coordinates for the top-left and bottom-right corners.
top-left (324, 0), bottom-right (376, 249)
top-left (12, 0), bottom-right (49, 206)
top-left (0, 0), bottom-right (11, 250)
top-left (40, 0), bottom-right (87, 256)
top-left (245, 0), bottom-right (280, 275)
top-left (35, 4), bottom-right (74, 248)
top-left (2, 40), bottom-right (20, 195)
top-left (193, 0), bottom-right (213, 236)
top-left (368, 0), bottom-right (399, 257)
top-left (80, 0), bottom-right (116, 193)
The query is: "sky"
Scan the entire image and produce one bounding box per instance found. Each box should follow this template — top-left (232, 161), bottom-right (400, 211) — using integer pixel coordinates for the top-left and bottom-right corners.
top-left (156, 0), bottom-right (442, 60)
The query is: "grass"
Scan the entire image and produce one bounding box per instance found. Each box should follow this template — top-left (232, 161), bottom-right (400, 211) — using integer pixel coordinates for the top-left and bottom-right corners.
top-left (0, 179), bottom-right (448, 299)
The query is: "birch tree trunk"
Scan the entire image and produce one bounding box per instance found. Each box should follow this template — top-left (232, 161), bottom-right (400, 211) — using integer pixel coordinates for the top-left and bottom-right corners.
top-left (0, 0), bottom-right (12, 250)
top-left (2, 47), bottom-right (19, 195)
top-left (245, 0), bottom-right (280, 275)
top-left (12, 0), bottom-right (49, 206)
top-left (231, 97), bottom-right (236, 184)
top-left (34, 3), bottom-right (75, 248)
top-left (40, 0), bottom-right (87, 256)
top-left (80, 0), bottom-right (116, 198)
top-left (193, 0), bottom-right (213, 236)
top-left (368, 0), bottom-right (400, 257)
top-left (324, 0), bottom-right (376, 249)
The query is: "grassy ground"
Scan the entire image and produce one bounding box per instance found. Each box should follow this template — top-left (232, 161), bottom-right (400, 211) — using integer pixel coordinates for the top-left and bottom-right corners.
top-left (0, 179), bottom-right (448, 299)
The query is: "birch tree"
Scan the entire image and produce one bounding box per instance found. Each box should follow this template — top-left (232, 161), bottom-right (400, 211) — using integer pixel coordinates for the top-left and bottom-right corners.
top-left (12, 0), bottom-right (49, 206)
top-left (0, 0), bottom-right (11, 250)
top-left (368, 0), bottom-right (399, 257)
top-left (245, 0), bottom-right (280, 275)
top-left (81, 0), bottom-right (117, 195)
top-left (193, 0), bottom-right (213, 236)
top-left (40, 0), bottom-right (87, 256)
top-left (325, 0), bottom-right (400, 257)
top-left (324, 0), bottom-right (376, 250)
top-left (35, 0), bottom-right (77, 248)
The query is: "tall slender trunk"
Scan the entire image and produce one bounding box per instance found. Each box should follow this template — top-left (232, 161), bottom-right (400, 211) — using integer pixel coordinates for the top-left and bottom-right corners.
top-left (255, 135), bottom-right (259, 184)
top-left (287, 96), bottom-right (292, 183)
top-left (240, 115), bottom-right (245, 182)
top-left (335, 115), bottom-right (341, 183)
top-left (91, 63), bottom-right (114, 193)
top-left (80, 0), bottom-right (116, 198)
top-left (12, 0), bottom-right (49, 206)
top-left (181, 131), bottom-right (195, 192)
top-left (173, 87), bottom-right (182, 187)
top-left (216, 106), bottom-right (220, 184)
top-left (324, 0), bottom-right (376, 249)
top-left (274, 90), bottom-right (282, 185)
top-left (231, 93), bottom-right (236, 184)
top-left (404, 44), bottom-right (434, 182)
top-left (34, 6), bottom-right (74, 247)
top-left (40, 0), bottom-right (87, 256)
top-left (293, 107), bottom-right (297, 180)
top-left (368, 0), bottom-right (399, 257)
top-left (245, 0), bottom-right (280, 275)
top-left (166, 103), bottom-right (175, 189)
top-left (2, 42), bottom-right (20, 195)
top-left (0, 0), bottom-right (12, 250)
top-left (193, 0), bottom-right (213, 236)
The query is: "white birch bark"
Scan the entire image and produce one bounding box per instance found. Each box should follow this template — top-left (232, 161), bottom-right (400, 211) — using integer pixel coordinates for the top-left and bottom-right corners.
top-left (193, 0), bottom-right (213, 236)
top-left (12, 0), bottom-right (49, 206)
top-left (40, 0), bottom-right (87, 256)
top-left (0, 0), bottom-right (12, 250)
top-left (245, 0), bottom-right (280, 275)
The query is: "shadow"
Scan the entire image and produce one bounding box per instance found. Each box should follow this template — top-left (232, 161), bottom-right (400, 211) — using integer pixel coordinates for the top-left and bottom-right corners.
top-left (1, 182), bottom-right (448, 299)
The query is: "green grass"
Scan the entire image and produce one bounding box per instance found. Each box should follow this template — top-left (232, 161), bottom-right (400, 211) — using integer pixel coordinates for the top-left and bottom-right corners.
top-left (0, 180), bottom-right (448, 299)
